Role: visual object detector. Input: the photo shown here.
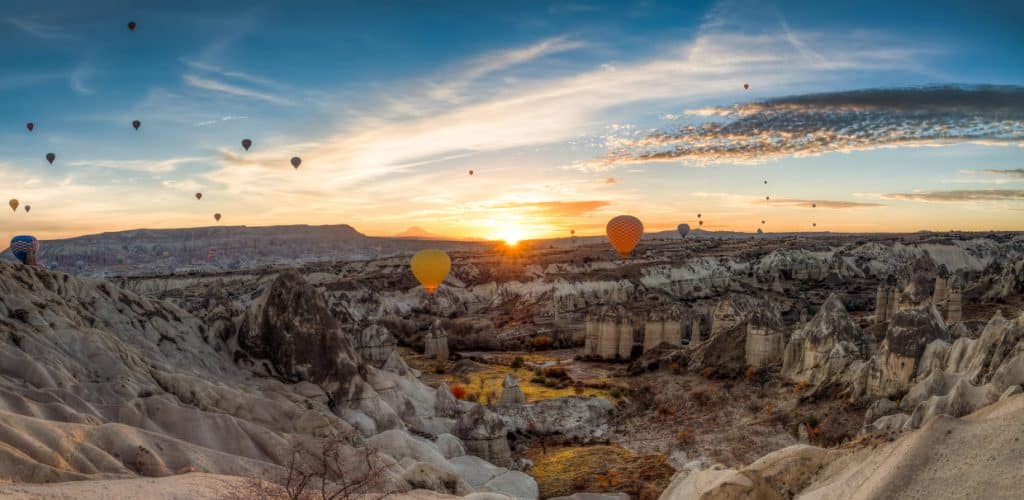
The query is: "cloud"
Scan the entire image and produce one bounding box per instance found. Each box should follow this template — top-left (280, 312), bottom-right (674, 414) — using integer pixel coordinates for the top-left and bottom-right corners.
top-left (183, 74), bottom-right (293, 105)
top-left (769, 198), bottom-right (885, 209)
top-left (6, 17), bottom-right (69, 40)
top-left (605, 177), bottom-right (617, 184)
top-left (194, 115), bottom-right (248, 127)
top-left (881, 189), bottom-right (1024, 203)
top-left (487, 200), bottom-right (609, 217)
top-left (70, 61), bottom-right (94, 95)
top-left (69, 157), bottom-right (209, 173)
top-left (969, 168), bottom-right (1024, 178)
top-left (587, 85), bottom-right (1024, 168)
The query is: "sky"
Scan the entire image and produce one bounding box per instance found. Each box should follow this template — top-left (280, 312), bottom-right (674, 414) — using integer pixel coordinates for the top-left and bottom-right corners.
top-left (1, 0), bottom-right (1023, 243)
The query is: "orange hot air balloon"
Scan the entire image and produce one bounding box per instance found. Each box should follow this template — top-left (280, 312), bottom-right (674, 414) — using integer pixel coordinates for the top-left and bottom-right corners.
top-left (606, 215), bottom-right (643, 258)
top-left (8, 199), bottom-right (18, 212)
top-left (214, 213), bottom-right (221, 222)
top-left (410, 249), bottom-right (451, 294)
top-left (195, 192), bottom-right (202, 200)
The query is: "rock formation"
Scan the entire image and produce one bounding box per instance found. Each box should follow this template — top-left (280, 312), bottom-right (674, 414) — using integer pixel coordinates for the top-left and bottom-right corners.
top-left (498, 374), bottom-right (526, 407)
top-left (424, 320), bottom-right (450, 361)
top-left (453, 405), bottom-right (512, 467)
top-left (782, 294), bottom-right (870, 393)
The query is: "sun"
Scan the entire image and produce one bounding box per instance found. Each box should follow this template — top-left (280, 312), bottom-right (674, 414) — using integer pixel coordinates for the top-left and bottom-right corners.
top-left (495, 224), bottom-right (528, 246)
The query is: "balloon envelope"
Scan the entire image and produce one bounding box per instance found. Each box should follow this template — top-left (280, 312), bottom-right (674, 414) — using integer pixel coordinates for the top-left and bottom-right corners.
top-left (410, 249), bottom-right (451, 293)
top-left (195, 193), bottom-right (202, 200)
top-left (242, 139), bottom-right (252, 151)
top-left (132, 120), bottom-right (141, 130)
top-left (290, 157), bottom-right (301, 169)
top-left (128, 21), bottom-right (136, 31)
top-left (46, 153), bottom-right (55, 164)
top-left (9, 236), bottom-right (39, 264)
top-left (606, 215), bottom-right (643, 258)
top-left (26, 122), bottom-right (34, 132)
top-left (677, 223), bottom-right (690, 238)
top-left (214, 213), bottom-right (221, 222)
top-left (24, 205), bottom-right (31, 213)
top-left (468, 169), bottom-right (474, 175)
top-left (744, 83), bottom-right (750, 90)
top-left (8, 199), bottom-right (18, 212)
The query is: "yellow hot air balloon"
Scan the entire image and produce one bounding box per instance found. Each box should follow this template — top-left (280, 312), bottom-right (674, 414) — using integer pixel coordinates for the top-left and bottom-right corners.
top-left (606, 215), bottom-right (643, 258)
top-left (8, 199), bottom-right (18, 212)
top-left (410, 249), bottom-right (451, 293)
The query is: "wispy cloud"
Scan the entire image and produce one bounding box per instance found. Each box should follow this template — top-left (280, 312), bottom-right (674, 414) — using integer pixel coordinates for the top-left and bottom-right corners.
top-left (882, 189), bottom-right (1024, 203)
top-left (70, 61), bottom-right (94, 95)
top-left (6, 17), bottom-right (69, 40)
top-left (487, 200), bottom-right (609, 217)
top-left (585, 85), bottom-right (1024, 169)
top-left (69, 157), bottom-right (209, 173)
top-left (967, 168), bottom-right (1024, 178)
top-left (769, 198), bottom-right (885, 209)
top-left (194, 115), bottom-right (248, 127)
top-left (183, 74), bottom-right (293, 105)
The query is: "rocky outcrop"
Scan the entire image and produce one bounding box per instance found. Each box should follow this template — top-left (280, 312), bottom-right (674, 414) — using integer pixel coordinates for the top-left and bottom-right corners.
top-left (497, 374), bottom-right (526, 407)
top-left (424, 320), bottom-right (450, 361)
top-left (782, 294), bottom-right (870, 395)
top-left (359, 324), bottom-right (397, 368)
top-left (453, 405), bottom-right (512, 467)
top-left (496, 397), bottom-right (615, 442)
top-left (866, 304), bottom-right (950, 398)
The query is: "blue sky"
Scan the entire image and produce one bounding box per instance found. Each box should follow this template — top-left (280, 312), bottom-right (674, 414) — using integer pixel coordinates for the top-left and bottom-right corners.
top-left (2, 0), bottom-right (1023, 241)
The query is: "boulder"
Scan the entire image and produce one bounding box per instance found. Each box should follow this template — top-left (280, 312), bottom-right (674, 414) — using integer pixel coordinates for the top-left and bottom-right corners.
top-left (402, 462), bottom-right (473, 495)
top-left (482, 470), bottom-right (539, 499)
top-left (435, 433), bottom-right (466, 459)
top-left (454, 406), bottom-right (512, 467)
top-left (449, 454), bottom-right (508, 488)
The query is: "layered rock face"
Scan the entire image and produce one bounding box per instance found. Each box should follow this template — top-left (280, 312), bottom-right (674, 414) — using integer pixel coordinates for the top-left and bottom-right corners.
top-left (866, 304), bottom-right (950, 398)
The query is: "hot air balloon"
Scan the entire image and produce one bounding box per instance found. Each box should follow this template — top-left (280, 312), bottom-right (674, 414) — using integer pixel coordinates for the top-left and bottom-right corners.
top-left (290, 157), bottom-right (301, 169)
top-left (24, 205), bottom-right (31, 213)
top-left (410, 249), bottom-right (451, 294)
top-left (812, 203), bottom-right (816, 208)
top-left (744, 83), bottom-right (750, 90)
top-left (570, 229), bottom-right (576, 236)
top-left (214, 213), bottom-right (221, 222)
top-left (606, 215), bottom-right (643, 258)
top-left (765, 196), bottom-right (770, 201)
top-left (9, 236), bottom-right (39, 265)
top-left (763, 180), bottom-right (767, 184)
top-left (46, 153), bottom-right (55, 164)
top-left (127, 21), bottom-right (136, 31)
top-left (195, 193), bottom-right (202, 200)
top-left (241, 139), bottom-right (252, 151)
top-left (678, 223), bottom-right (690, 238)
top-left (468, 169), bottom-right (474, 176)
top-left (132, 120), bottom-right (141, 130)
top-left (699, 220), bottom-right (704, 227)
top-left (697, 213), bottom-right (702, 219)
top-left (761, 220), bottom-right (765, 225)
top-left (812, 223), bottom-right (817, 228)
top-left (756, 228), bottom-right (763, 235)
top-left (26, 122), bottom-right (34, 132)
top-left (8, 199), bottom-right (18, 212)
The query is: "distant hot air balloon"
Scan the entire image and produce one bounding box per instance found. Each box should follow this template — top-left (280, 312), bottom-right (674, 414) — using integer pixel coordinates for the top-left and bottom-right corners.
top-left (697, 213), bottom-right (702, 219)
top-left (812, 222), bottom-right (817, 228)
top-left (468, 169), bottom-right (474, 176)
top-left (127, 21), bottom-right (136, 31)
top-left (24, 205), bottom-right (31, 213)
top-left (678, 223), bottom-right (690, 238)
top-left (606, 215), bottom-right (643, 258)
top-left (812, 203), bottom-right (816, 208)
top-left (9, 236), bottom-right (39, 265)
top-left (410, 249), bottom-right (451, 294)
top-left (26, 122), bottom-right (34, 132)
top-left (763, 180), bottom-right (767, 185)
top-left (765, 196), bottom-right (770, 201)
top-left (214, 213), bottom-right (221, 222)
top-left (241, 138), bottom-right (252, 151)
top-left (195, 193), bottom-right (202, 200)
top-left (744, 83), bottom-right (750, 90)
top-left (290, 157), bottom-right (301, 169)
top-left (132, 120), bottom-right (141, 130)
top-left (699, 220), bottom-right (704, 227)
top-left (757, 228), bottom-right (764, 235)
top-left (570, 229), bottom-right (576, 236)
top-left (46, 153), bottom-right (55, 164)
top-left (8, 199), bottom-right (18, 212)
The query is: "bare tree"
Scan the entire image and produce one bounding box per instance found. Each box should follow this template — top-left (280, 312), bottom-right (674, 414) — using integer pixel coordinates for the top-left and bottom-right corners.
top-left (234, 433), bottom-right (395, 500)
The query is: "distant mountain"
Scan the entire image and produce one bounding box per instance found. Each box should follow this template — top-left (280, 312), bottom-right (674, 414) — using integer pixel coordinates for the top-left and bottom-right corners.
top-left (394, 226), bottom-right (446, 239)
top-left (2, 224), bottom-right (488, 275)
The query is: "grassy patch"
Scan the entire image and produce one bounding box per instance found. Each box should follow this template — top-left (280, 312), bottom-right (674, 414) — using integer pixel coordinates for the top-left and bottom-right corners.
top-left (524, 445), bottom-right (675, 499)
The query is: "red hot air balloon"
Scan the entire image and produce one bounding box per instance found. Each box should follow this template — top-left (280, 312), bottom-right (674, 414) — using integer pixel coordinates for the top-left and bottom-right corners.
top-left (606, 215), bottom-right (644, 258)
top-left (132, 120), bottom-right (141, 130)
top-left (214, 213), bottom-right (221, 222)
top-left (195, 193), bottom-right (202, 200)
top-left (241, 139), bottom-right (252, 151)
top-left (127, 21), bottom-right (136, 31)
top-left (26, 122), bottom-right (34, 132)
top-left (46, 153), bottom-right (55, 164)
top-left (290, 157), bottom-right (301, 169)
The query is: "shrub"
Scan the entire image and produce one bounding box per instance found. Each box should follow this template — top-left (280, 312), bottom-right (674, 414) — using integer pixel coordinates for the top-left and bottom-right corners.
top-left (542, 366), bottom-right (568, 380)
top-left (531, 335), bottom-right (554, 350)
top-left (511, 356), bottom-right (525, 369)
top-left (530, 376), bottom-right (546, 384)
top-left (450, 385), bottom-right (467, 400)
top-left (465, 393), bottom-right (479, 403)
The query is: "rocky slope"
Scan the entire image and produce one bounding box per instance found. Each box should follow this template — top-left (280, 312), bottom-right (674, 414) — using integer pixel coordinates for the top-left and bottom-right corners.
top-left (0, 262), bottom-right (535, 498)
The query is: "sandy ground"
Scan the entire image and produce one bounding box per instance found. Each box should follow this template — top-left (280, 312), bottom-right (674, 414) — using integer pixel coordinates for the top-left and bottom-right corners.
top-left (0, 473), bottom-right (250, 499)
